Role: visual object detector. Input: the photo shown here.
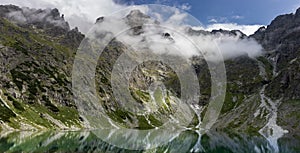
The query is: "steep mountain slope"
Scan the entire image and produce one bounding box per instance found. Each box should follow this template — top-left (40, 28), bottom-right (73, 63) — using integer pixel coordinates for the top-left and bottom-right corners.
top-left (251, 8), bottom-right (300, 137)
top-left (0, 5), bottom-right (85, 130)
top-left (211, 7), bottom-right (300, 140)
top-left (0, 4), bottom-right (299, 142)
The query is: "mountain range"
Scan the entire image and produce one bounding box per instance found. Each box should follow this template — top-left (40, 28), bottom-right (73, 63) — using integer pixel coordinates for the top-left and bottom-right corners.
top-left (0, 4), bottom-right (299, 147)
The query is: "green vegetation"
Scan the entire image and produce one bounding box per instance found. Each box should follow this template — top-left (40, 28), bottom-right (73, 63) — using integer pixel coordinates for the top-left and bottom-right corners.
top-left (277, 100), bottom-right (300, 131)
top-left (7, 95), bottom-right (24, 111)
top-left (137, 114), bottom-right (163, 129)
top-left (0, 16), bottom-right (82, 130)
top-left (0, 6), bottom-right (299, 137)
top-left (0, 99), bottom-right (16, 122)
top-left (220, 92), bottom-right (244, 115)
top-left (131, 89), bottom-right (151, 103)
top-left (257, 56), bottom-right (273, 80)
top-left (42, 95), bottom-right (59, 113)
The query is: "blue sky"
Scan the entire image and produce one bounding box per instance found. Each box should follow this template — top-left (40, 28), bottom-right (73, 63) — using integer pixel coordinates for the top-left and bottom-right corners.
top-left (2, 0), bottom-right (299, 34)
top-left (114, 0), bottom-right (300, 25)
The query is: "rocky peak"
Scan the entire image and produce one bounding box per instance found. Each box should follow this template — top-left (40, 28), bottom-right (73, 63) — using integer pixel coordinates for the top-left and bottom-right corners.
top-left (295, 7), bottom-right (300, 17)
top-left (186, 27), bottom-right (210, 36)
top-left (256, 26), bottom-right (266, 33)
top-left (49, 8), bottom-right (60, 19)
top-left (0, 4), bottom-right (84, 51)
top-left (127, 9), bottom-right (150, 20)
top-left (252, 7), bottom-right (300, 51)
top-left (60, 27), bottom-right (85, 49)
top-left (125, 9), bottom-right (156, 27)
top-left (96, 16), bottom-right (104, 23)
top-left (264, 7), bottom-right (300, 31)
top-left (0, 4), bottom-right (22, 14)
top-left (186, 27), bottom-right (247, 38)
top-left (211, 29), bottom-right (247, 38)
top-left (267, 13), bottom-right (294, 31)
top-left (122, 9), bottom-right (159, 35)
top-left (0, 5), bottom-right (71, 35)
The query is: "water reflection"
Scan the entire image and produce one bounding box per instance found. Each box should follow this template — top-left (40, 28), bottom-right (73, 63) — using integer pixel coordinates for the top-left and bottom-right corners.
top-left (0, 129), bottom-right (298, 153)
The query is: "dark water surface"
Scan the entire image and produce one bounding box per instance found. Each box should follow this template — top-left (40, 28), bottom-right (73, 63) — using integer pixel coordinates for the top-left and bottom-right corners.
top-left (0, 130), bottom-right (299, 153)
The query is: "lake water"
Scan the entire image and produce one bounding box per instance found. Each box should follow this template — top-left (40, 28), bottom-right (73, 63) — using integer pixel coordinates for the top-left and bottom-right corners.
top-left (0, 130), bottom-right (299, 153)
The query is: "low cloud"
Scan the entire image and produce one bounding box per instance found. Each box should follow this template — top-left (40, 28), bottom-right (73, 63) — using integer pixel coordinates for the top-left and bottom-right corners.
top-left (192, 33), bottom-right (263, 60)
top-left (1, 0), bottom-right (263, 36)
top-left (1, 0), bottom-right (126, 33)
top-left (91, 8), bottom-right (263, 62)
top-left (6, 11), bottom-right (27, 24)
top-left (5, 7), bottom-right (70, 29)
top-left (195, 23), bottom-right (264, 36)
top-left (1, 1), bottom-right (264, 61)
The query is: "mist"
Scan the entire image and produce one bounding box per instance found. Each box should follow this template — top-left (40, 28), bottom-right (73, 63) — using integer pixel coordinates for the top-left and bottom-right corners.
top-left (91, 8), bottom-right (264, 62)
top-left (0, 0), bottom-right (126, 33)
top-left (1, 0), bottom-right (264, 35)
top-left (4, 7), bottom-right (70, 30)
top-left (0, 1), bottom-right (264, 61)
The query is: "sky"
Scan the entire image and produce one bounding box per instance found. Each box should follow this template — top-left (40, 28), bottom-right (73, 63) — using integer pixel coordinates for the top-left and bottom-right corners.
top-left (114, 0), bottom-right (300, 25)
top-left (0, 0), bottom-right (299, 35)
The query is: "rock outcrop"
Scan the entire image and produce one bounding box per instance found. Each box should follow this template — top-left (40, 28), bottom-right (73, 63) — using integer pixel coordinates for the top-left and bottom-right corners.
top-left (0, 4), bottom-right (299, 138)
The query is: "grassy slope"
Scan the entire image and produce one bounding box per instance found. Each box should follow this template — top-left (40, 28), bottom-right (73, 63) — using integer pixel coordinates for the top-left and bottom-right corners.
top-left (0, 17), bottom-right (82, 131)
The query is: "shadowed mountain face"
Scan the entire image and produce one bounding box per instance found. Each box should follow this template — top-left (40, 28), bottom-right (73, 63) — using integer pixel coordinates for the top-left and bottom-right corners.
top-left (0, 4), bottom-right (299, 150)
top-left (251, 8), bottom-right (300, 100)
top-left (0, 5), bottom-right (85, 130)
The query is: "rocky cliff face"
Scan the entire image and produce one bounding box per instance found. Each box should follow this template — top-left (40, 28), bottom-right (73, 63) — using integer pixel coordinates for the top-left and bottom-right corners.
top-left (0, 5), bottom-right (84, 130)
top-left (0, 4), bottom-right (299, 140)
top-left (250, 8), bottom-right (300, 137)
top-left (251, 8), bottom-right (300, 100)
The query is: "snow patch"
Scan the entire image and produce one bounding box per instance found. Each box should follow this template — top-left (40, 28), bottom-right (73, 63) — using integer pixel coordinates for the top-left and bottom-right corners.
top-left (258, 86), bottom-right (289, 153)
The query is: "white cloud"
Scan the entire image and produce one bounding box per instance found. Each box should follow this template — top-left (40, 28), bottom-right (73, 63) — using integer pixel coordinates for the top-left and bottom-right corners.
top-left (0, 1), bottom-right (264, 60)
top-left (0, 0), bottom-right (126, 33)
top-left (0, 0), bottom-right (264, 36)
top-left (179, 3), bottom-right (191, 11)
top-left (204, 23), bottom-right (264, 36)
top-left (208, 18), bottom-right (218, 23)
top-left (5, 7), bottom-right (70, 29)
top-left (207, 16), bottom-right (228, 23)
top-left (90, 7), bottom-right (263, 62)
top-left (1, 0), bottom-right (263, 61)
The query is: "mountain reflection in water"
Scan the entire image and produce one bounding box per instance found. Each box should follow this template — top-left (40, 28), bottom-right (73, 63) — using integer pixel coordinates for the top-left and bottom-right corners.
top-left (0, 129), bottom-right (298, 153)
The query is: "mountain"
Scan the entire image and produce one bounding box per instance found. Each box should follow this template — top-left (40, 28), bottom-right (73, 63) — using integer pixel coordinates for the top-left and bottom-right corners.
top-left (0, 4), bottom-right (299, 144)
top-left (0, 5), bottom-right (84, 130)
top-left (251, 8), bottom-right (300, 136)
